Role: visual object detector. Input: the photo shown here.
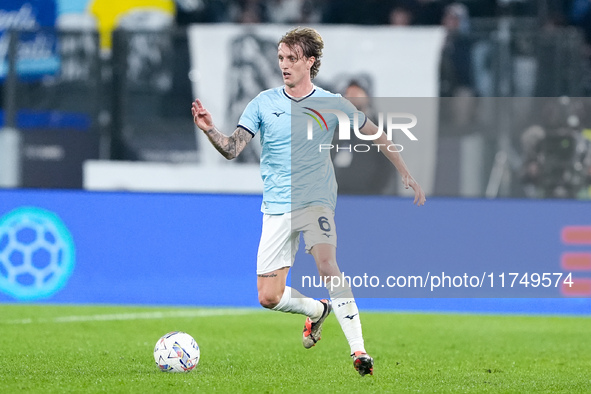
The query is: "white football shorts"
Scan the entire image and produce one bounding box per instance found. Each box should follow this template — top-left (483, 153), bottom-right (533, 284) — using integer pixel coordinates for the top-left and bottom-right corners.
top-left (256, 205), bottom-right (337, 275)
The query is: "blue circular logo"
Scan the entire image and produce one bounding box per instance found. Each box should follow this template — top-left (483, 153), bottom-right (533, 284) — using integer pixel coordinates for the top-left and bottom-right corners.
top-left (0, 207), bottom-right (75, 300)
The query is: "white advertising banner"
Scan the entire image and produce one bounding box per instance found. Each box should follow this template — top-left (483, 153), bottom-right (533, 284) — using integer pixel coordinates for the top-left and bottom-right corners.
top-left (188, 24), bottom-right (444, 195)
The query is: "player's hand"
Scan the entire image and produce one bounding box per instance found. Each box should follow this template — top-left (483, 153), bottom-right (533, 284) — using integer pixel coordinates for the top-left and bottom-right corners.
top-left (402, 174), bottom-right (426, 206)
top-left (191, 99), bottom-right (214, 131)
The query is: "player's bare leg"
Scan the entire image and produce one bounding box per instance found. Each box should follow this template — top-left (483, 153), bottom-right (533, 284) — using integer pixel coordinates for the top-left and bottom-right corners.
top-left (257, 266), bottom-right (325, 331)
top-left (311, 243), bottom-right (374, 376)
top-left (257, 267), bottom-right (290, 309)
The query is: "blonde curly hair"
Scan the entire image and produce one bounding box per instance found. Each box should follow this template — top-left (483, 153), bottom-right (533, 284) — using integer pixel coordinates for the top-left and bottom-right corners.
top-left (278, 27), bottom-right (324, 80)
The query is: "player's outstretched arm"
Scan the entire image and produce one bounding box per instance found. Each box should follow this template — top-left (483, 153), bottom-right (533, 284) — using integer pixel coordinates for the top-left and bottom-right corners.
top-left (360, 120), bottom-right (426, 206)
top-left (191, 98), bottom-right (253, 160)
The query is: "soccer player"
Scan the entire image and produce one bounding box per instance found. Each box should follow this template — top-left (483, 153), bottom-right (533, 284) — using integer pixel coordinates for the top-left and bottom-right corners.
top-left (192, 27), bottom-right (426, 376)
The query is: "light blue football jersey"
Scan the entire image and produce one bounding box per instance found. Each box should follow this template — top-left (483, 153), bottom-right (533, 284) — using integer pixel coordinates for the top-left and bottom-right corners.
top-left (238, 86), bottom-right (366, 214)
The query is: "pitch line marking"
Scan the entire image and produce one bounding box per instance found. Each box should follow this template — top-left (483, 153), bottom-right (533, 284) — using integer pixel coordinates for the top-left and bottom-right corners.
top-left (3, 308), bottom-right (262, 325)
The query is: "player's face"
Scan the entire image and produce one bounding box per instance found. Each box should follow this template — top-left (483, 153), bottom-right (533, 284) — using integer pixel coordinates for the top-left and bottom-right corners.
top-left (278, 43), bottom-right (314, 88)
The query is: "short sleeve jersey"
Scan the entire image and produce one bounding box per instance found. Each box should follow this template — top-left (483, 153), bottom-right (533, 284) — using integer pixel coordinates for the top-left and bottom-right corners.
top-left (238, 86), bottom-right (366, 214)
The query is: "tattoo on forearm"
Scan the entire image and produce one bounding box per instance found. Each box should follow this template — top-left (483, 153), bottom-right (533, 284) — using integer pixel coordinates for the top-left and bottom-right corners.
top-left (257, 273), bottom-right (278, 278)
top-left (204, 127), bottom-right (251, 160)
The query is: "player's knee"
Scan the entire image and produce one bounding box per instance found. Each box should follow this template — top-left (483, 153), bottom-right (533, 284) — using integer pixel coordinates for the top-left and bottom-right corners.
top-left (258, 292), bottom-right (281, 309)
top-left (316, 256), bottom-right (338, 277)
top-left (317, 255), bottom-right (336, 266)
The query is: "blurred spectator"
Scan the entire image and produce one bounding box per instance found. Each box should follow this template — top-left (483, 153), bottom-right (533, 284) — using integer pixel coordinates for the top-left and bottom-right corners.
top-left (439, 3), bottom-right (473, 97)
top-left (332, 79), bottom-right (396, 195)
top-left (570, 0), bottom-right (591, 24)
top-left (413, 0), bottom-right (445, 25)
top-left (439, 3), bottom-right (475, 134)
top-left (322, 0), bottom-right (392, 25)
top-left (540, 0), bottom-right (569, 27)
top-left (230, 0), bottom-right (268, 23)
top-left (344, 80), bottom-right (372, 114)
top-left (570, 0), bottom-right (591, 63)
top-left (389, 6), bottom-right (414, 26)
top-left (175, 0), bottom-right (231, 24)
top-left (534, 7), bottom-right (577, 97)
top-left (266, 0), bottom-right (321, 24)
top-left (462, 0), bottom-right (496, 18)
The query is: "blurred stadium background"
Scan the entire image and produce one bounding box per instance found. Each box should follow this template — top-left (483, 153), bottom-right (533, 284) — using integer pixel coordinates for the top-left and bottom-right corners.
top-left (0, 0), bottom-right (590, 313)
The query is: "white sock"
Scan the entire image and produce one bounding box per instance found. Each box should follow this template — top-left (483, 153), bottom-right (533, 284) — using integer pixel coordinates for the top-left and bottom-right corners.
top-left (272, 286), bottom-right (324, 320)
top-left (328, 282), bottom-right (366, 354)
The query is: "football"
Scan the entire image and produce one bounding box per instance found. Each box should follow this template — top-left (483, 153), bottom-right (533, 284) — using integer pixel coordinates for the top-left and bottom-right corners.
top-left (153, 331), bottom-right (200, 372)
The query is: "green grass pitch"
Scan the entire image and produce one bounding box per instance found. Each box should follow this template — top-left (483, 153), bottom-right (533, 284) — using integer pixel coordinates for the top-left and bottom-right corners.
top-left (0, 304), bottom-right (589, 393)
